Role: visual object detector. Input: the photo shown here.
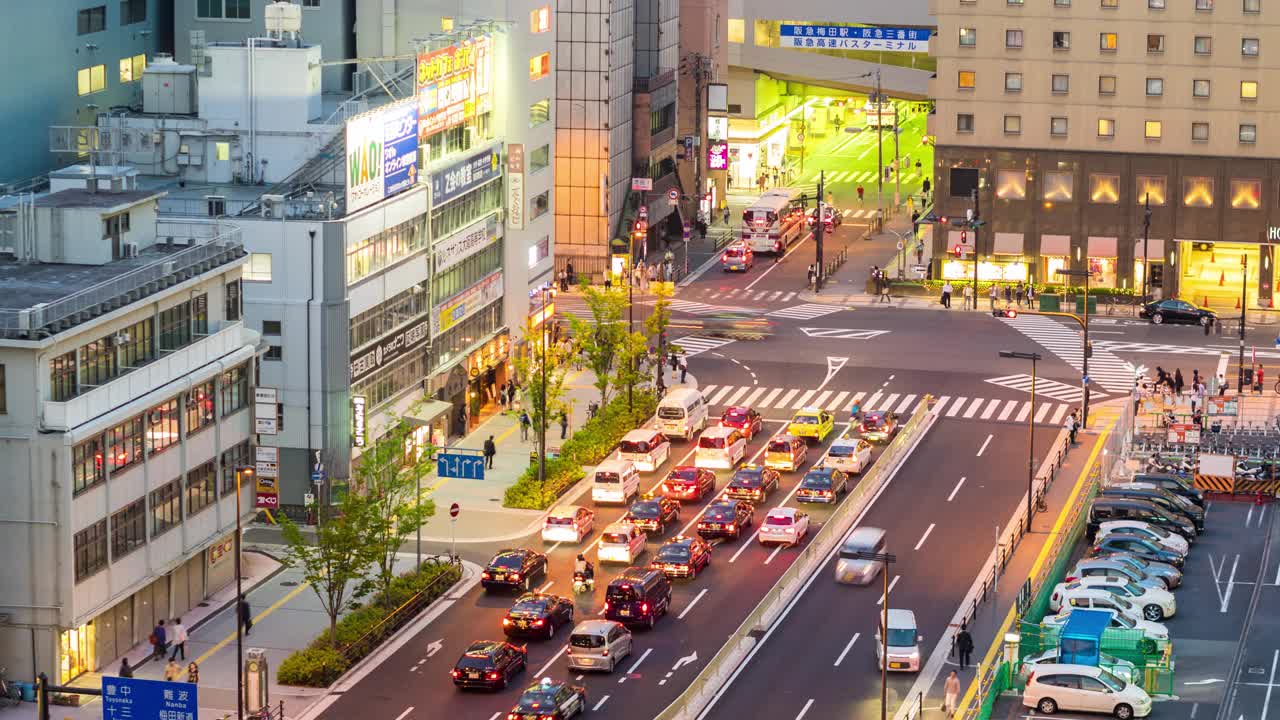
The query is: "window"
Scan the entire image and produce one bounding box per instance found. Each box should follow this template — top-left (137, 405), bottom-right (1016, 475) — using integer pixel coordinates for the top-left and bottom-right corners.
top-left (1240, 124), bottom-right (1258, 143)
top-left (74, 521), bottom-right (107, 582)
top-left (186, 460), bottom-right (218, 517)
top-left (80, 336), bottom-right (117, 388)
top-left (1098, 118), bottom-right (1116, 137)
top-left (528, 236), bottom-right (550, 267)
top-left (529, 52), bottom-right (551, 81)
top-left (1051, 116), bottom-right (1069, 136)
top-left (530, 4), bottom-right (551, 31)
top-left (197, 0), bottom-right (251, 19)
top-left (958, 71), bottom-right (976, 89)
top-left (1241, 81), bottom-right (1258, 98)
top-left (997, 171), bottom-right (1028, 200)
top-left (957, 114), bottom-right (975, 133)
top-left (1194, 36), bottom-right (1212, 54)
top-left (1147, 35), bottom-right (1165, 52)
top-left (121, 0), bottom-right (147, 24)
top-left (1193, 79), bottom-right (1211, 97)
top-left (1137, 176), bottom-right (1167, 205)
top-left (1006, 30), bottom-right (1024, 48)
top-left (245, 253), bottom-right (272, 281)
top-left (77, 65), bottom-right (106, 96)
top-left (529, 98), bottom-right (551, 127)
top-left (1145, 120), bottom-right (1163, 138)
top-left (1052, 74), bottom-right (1070, 93)
top-left (1054, 32), bottom-right (1072, 49)
top-left (1230, 179), bottom-right (1261, 210)
top-left (302, 0), bottom-right (320, 5)
top-left (1146, 78), bottom-right (1164, 96)
top-left (959, 28), bottom-right (977, 47)
top-left (1192, 121), bottom-right (1210, 141)
top-left (186, 381), bottom-right (215, 437)
top-left (1148, 0), bottom-right (1165, 6)
top-left (728, 18), bottom-right (745, 43)
top-left (50, 351), bottom-right (77, 401)
top-left (111, 499), bottom-right (147, 559)
top-left (1056, 0), bottom-right (1071, 5)
top-left (119, 54), bottom-right (146, 83)
top-left (1183, 177), bottom-right (1214, 207)
top-left (221, 440), bottom-right (251, 496)
top-left (78, 6), bottom-right (106, 34)
top-left (1244, 0), bottom-right (1260, 11)
top-left (530, 145), bottom-right (550, 173)
top-left (1102, 0), bottom-right (1118, 7)
top-left (151, 480), bottom-right (182, 537)
top-left (1090, 174), bottom-right (1120, 203)
top-left (1099, 75), bottom-right (1117, 94)
top-left (1099, 33), bottom-right (1117, 50)
top-left (1005, 73), bottom-right (1023, 92)
top-left (221, 363), bottom-right (249, 416)
top-left (1004, 115), bottom-right (1022, 134)
top-left (73, 436), bottom-right (105, 495)
top-left (260, 320), bottom-right (280, 336)
top-left (531, 191), bottom-right (550, 219)
top-left (107, 416), bottom-right (144, 472)
top-left (159, 299), bottom-right (196, 351)
top-left (1044, 172), bottom-right (1074, 201)
top-left (1243, 38), bottom-right (1260, 56)
top-left (1196, 0), bottom-right (1213, 8)
top-left (145, 398), bottom-right (180, 456)
top-left (265, 345), bottom-right (283, 361)
top-left (1008, 0), bottom-right (1024, 5)
top-left (225, 279), bottom-right (242, 321)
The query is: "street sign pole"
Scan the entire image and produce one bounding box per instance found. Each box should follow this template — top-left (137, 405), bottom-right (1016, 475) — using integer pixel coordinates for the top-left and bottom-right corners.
top-left (449, 503), bottom-right (460, 561)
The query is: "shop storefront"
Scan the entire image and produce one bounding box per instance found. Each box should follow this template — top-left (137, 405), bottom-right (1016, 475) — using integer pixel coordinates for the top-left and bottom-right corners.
top-left (1086, 237), bottom-right (1119, 289)
top-left (940, 230), bottom-right (1029, 282)
top-left (1133, 239), bottom-right (1165, 298)
top-left (728, 113), bottom-right (791, 190)
top-left (1176, 240), bottom-right (1275, 308)
top-left (1040, 235), bottom-right (1070, 288)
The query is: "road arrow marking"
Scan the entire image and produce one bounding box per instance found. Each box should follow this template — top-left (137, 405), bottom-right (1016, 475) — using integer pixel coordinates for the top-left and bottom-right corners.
top-left (426, 639), bottom-right (443, 657)
top-left (817, 356), bottom-right (849, 392)
top-left (673, 652), bottom-right (698, 671)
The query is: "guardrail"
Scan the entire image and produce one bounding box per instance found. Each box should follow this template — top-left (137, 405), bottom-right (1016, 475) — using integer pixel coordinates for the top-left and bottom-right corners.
top-left (339, 556), bottom-right (462, 665)
top-left (654, 396), bottom-right (940, 720)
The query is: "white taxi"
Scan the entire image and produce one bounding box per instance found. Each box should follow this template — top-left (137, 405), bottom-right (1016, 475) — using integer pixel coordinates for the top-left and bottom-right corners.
top-left (824, 432), bottom-right (873, 474)
top-left (597, 522), bottom-right (647, 564)
top-left (542, 505), bottom-right (595, 544)
top-left (617, 429), bottom-right (672, 473)
top-left (695, 426), bottom-right (747, 470)
top-left (758, 507), bottom-right (810, 547)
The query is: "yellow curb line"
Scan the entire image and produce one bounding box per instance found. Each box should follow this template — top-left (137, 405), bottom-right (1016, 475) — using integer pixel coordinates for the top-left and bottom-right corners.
top-left (193, 578), bottom-right (316, 667)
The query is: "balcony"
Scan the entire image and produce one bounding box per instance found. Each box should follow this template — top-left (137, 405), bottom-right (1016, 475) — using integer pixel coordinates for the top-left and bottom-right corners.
top-left (42, 322), bottom-right (260, 431)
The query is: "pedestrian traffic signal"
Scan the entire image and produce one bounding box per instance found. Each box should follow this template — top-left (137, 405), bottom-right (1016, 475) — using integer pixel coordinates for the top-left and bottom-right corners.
top-left (953, 244), bottom-right (963, 258)
top-left (993, 308), bottom-right (1018, 318)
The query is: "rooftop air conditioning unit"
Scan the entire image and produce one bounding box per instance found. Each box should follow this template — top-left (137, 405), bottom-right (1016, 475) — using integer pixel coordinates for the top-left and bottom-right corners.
top-left (113, 331), bottom-right (132, 344)
top-left (260, 194), bottom-right (286, 219)
top-left (122, 242), bottom-right (139, 258)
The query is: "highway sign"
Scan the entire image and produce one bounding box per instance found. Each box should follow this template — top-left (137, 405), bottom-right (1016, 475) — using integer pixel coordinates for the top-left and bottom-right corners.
top-left (437, 450), bottom-right (485, 480)
top-left (103, 676), bottom-right (198, 720)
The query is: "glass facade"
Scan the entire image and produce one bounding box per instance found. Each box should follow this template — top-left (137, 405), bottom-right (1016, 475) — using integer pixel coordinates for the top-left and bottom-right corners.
top-left (346, 217), bottom-right (428, 285)
top-left (430, 183), bottom-right (502, 240)
top-left (350, 285), bottom-right (430, 351)
top-left (431, 241), bottom-right (504, 304)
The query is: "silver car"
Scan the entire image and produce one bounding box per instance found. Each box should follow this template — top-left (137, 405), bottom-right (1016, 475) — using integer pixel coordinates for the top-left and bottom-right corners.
top-left (566, 619), bottom-right (633, 673)
top-left (835, 527), bottom-right (886, 585)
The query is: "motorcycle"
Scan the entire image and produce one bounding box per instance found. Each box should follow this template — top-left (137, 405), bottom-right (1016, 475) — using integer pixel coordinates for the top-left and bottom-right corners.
top-left (572, 570), bottom-right (595, 594)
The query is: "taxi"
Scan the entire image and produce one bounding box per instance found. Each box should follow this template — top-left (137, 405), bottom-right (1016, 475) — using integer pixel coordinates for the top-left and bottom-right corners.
top-left (506, 678), bottom-right (588, 720)
top-left (597, 522), bottom-right (647, 564)
top-left (789, 407), bottom-right (835, 443)
top-left (662, 466), bottom-right (716, 502)
top-left (694, 426), bottom-right (747, 469)
top-left (758, 507), bottom-right (810, 547)
top-left (720, 405), bottom-right (764, 440)
top-left (651, 535), bottom-right (712, 579)
top-left (541, 505), bottom-right (595, 544)
top-left (796, 467), bottom-right (850, 504)
top-left (858, 411), bottom-right (900, 444)
top-left (616, 428), bottom-right (672, 472)
top-left (824, 432), bottom-right (874, 474)
top-left (624, 494), bottom-right (680, 534)
top-left (697, 499), bottom-right (755, 541)
top-left (725, 465), bottom-right (781, 503)
top-left (765, 434), bottom-right (808, 471)
top-left (721, 243), bottom-right (755, 272)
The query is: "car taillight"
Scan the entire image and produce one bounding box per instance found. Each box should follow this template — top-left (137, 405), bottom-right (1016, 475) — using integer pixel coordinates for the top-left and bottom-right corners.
top-left (451, 669), bottom-right (461, 678)
top-left (727, 523), bottom-right (736, 531)
top-left (510, 573), bottom-right (520, 581)
top-left (487, 671), bottom-right (500, 680)
top-left (482, 571), bottom-right (491, 579)
top-left (1064, 576), bottom-right (1078, 582)
top-left (722, 254), bottom-right (729, 261)
top-left (602, 648), bottom-right (609, 656)
top-left (642, 602), bottom-right (650, 613)
top-left (860, 424), bottom-right (868, 432)
top-left (508, 714), bottom-right (520, 720)
top-left (774, 242), bottom-right (782, 251)
top-left (533, 619), bottom-right (546, 627)
top-left (502, 618), bottom-right (512, 626)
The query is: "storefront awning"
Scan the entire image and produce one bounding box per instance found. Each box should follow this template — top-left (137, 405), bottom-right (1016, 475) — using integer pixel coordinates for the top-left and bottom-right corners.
top-left (1088, 236), bottom-right (1118, 258)
top-left (1041, 234), bottom-right (1071, 256)
top-left (404, 399), bottom-right (453, 427)
top-left (993, 232), bottom-right (1024, 255)
top-left (1133, 239), bottom-right (1165, 259)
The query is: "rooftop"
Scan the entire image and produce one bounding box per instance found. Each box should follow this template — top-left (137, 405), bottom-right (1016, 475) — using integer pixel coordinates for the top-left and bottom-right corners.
top-left (34, 188), bottom-right (161, 210)
top-left (0, 245), bottom-right (186, 311)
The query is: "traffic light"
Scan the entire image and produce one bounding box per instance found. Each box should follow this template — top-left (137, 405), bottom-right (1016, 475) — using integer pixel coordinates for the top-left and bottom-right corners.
top-left (953, 244), bottom-right (963, 258)
top-left (993, 308), bottom-right (1018, 318)
top-left (938, 216), bottom-right (949, 226)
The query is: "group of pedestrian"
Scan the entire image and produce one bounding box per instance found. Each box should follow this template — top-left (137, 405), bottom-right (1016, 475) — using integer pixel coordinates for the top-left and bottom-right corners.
top-left (499, 379), bottom-right (521, 411)
top-left (939, 625), bottom-right (975, 717)
top-left (557, 260), bottom-right (576, 292)
top-left (1065, 409), bottom-right (1081, 444)
top-left (987, 281), bottom-right (1032, 310)
top-left (870, 266), bottom-right (891, 303)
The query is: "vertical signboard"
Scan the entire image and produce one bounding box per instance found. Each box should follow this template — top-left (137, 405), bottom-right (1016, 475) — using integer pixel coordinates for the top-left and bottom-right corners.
top-left (254, 446), bottom-right (279, 509)
top-left (707, 141), bottom-right (729, 171)
top-left (352, 395), bottom-right (368, 447)
top-left (345, 99), bottom-right (420, 214)
top-left (417, 36), bottom-right (494, 140)
top-left (507, 143), bottom-right (526, 230)
top-left (253, 387), bottom-right (278, 435)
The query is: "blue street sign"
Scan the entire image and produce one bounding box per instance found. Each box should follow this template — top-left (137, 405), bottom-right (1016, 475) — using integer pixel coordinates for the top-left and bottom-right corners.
top-left (102, 676), bottom-right (198, 720)
top-left (310, 471), bottom-right (325, 484)
top-left (437, 449), bottom-right (486, 480)
top-left (1083, 374), bottom-right (1091, 385)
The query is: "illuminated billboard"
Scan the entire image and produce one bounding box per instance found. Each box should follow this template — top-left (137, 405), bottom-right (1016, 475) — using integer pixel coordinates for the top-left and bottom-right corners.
top-left (345, 99), bottom-right (420, 214)
top-left (417, 36), bottom-right (494, 141)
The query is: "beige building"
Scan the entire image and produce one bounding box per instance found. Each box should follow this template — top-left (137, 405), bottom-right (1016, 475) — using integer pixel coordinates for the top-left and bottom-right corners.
top-left (929, 0), bottom-right (1280, 307)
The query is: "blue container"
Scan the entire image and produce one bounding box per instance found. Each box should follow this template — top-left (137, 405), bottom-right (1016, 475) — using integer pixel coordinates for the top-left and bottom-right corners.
top-left (1060, 609), bottom-right (1110, 667)
top-left (17, 681), bottom-right (36, 702)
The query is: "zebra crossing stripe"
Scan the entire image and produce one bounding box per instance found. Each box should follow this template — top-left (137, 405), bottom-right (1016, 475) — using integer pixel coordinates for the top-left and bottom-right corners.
top-left (743, 387), bottom-right (768, 406)
top-left (963, 397), bottom-right (985, 419)
top-left (946, 397), bottom-right (968, 418)
top-left (1016, 403), bottom-right (1032, 422)
top-left (882, 393), bottom-right (901, 412)
top-left (813, 390), bottom-right (834, 408)
top-left (792, 389), bottom-right (818, 409)
top-left (998, 399), bottom-right (1018, 421)
top-left (895, 394), bottom-right (918, 414)
top-left (709, 386), bottom-right (734, 405)
top-left (935, 396), bottom-right (951, 416)
top-left (1034, 403), bottom-right (1052, 423)
top-left (981, 398), bottom-right (1002, 420)
top-left (847, 391), bottom-right (867, 412)
top-left (761, 388), bottom-right (784, 406)
top-left (1049, 405), bottom-right (1070, 425)
top-left (829, 391), bottom-right (850, 411)
top-left (777, 389), bottom-right (800, 408)
top-left (726, 386), bottom-right (752, 406)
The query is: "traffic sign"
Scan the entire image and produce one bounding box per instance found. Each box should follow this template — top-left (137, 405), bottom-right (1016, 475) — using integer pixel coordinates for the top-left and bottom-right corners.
top-left (310, 471), bottom-right (325, 486)
top-left (437, 450), bottom-right (485, 480)
top-left (667, 188), bottom-right (680, 207)
top-left (450, 502), bottom-right (460, 518)
top-left (304, 492), bottom-right (315, 506)
top-left (896, 240), bottom-right (904, 250)
top-left (1083, 374), bottom-right (1091, 385)
top-left (103, 676), bottom-right (198, 720)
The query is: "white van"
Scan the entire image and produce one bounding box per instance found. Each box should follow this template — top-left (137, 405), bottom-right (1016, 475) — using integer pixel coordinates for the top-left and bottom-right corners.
top-left (876, 608), bottom-right (922, 672)
top-left (694, 426), bottom-right (747, 470)
top-left (655, 388), bottom-right (709, 440)
top-left (591, 459), bottom-right (641, 504)
top-left (617, 429), bottom-right (672, 472)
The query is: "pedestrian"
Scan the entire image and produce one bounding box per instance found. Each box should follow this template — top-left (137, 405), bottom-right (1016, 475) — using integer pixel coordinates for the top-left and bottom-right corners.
top-left (187, 662), bottom-right (200, 684)
top-left (639, 266), bottom-right (650, 293)
top-left (857, 185), bottom-right (865, 204)
top-left (941, 281), bottom-right (953, 308)
top-left (1174, 369), bottom-right (1185, 396)
top-left (916, 239), bottom-right (925, 265)
top-left (151, 620), bottom-right (167, 660)
top-left (565, 259), bottom-right (575, 286)
top-left (519, 411), bottom-right (531, 441)
top-left (944, 670), bottom-right (962, 716)
top-left (915, 158), bottom-right (923, 173)
top-left (164, 659), bottom-right (182, 682)
top-left (962, 283), bottom-right (974, 310)
top-left (1066, 410), bottom-right (1079, 445)
top-left (483, 435), bottom-right (497, 469)
top-left (604, 275), bottom-right (612, 290)
top-left (921, 178), bottom-right (931, 198)
top-left (1026, 284), bottom-right (1036, 306)
top-left (1204, 315), bottom-right (1212, 336)
top-left (1015, 281), bottom-right (1025, 307)
top-left (1191, 380), bottom-right (1204, 413)
top-left (239, 598), bottom-right (252, 636)
top-left (1218, 373), bottom-right (1228, 396)
top-left (119, 658), bottom-right (134, 678)
top-left (169, 617), bottom-right (188, 661)
top-left (723, 205), bottom-right (731, 225)
top-left (679, 357), bottom-right (689, 384)
top-left (988, 283), bottom-right (998, 311)
top-left (1256, 364), bottom-right (1265, 394)
top-left (807, 264), bottom-right (817, 289)
top-left (1003, 283), bottom-right (1013, 307)
top-left (956, 625), bottom-right (974, 669)
top-left (1192, 369), bottom-right (1201, 387)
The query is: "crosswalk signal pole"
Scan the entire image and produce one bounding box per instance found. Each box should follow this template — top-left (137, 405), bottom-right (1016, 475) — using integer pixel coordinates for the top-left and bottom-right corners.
top-left (815, 171), bottom-right (826, 292)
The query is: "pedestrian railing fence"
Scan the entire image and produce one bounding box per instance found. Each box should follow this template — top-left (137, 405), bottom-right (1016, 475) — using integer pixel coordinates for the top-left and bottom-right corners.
top-left (339, 557), bottom-right (462, 666)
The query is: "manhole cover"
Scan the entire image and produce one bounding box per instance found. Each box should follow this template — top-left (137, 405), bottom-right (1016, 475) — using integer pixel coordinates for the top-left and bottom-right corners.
top-left (281, 580), bottom-right (299, 587)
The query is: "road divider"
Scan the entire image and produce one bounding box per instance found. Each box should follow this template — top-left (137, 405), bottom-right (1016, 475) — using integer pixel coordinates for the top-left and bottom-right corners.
top-left (653, 396), bottom-right (940, 720)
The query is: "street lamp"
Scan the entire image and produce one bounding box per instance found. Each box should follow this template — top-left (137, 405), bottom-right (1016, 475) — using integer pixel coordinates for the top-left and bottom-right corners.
top-left (849, 549), bottom-right (898, 720)
top-left (233, 464), bottom-right (255, 720)
top-left (1055, 266), bottom-right (1093, 429)
top-left (538, 285), bottom-right (550, 505)
top-left (999, 351), bottom-right (1042, 533)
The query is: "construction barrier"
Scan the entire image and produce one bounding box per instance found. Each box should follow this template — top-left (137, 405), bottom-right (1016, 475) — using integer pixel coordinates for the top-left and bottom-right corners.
top-left (1193, 474), bottom-right (1236, 493)
top-left (1234, 478), bottom-right (1280, 496)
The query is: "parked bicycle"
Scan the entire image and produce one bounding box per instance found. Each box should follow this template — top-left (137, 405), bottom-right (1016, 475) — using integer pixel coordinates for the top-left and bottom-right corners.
top-left (0, 667), bottom-right (22, 707)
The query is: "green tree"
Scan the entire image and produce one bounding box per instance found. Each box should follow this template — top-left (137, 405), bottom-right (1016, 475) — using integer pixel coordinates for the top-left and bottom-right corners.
top-left (514, 317), bottom-right (570, 449)
top-left (568, 283), bottom-right (630, 406)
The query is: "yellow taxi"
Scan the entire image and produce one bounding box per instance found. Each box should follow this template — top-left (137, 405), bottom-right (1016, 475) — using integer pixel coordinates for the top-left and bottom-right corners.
top-left (788, 407), bottom-right (835, 443)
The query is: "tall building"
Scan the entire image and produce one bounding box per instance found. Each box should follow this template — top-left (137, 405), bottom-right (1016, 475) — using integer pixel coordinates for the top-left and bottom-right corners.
top-left (0, 0), bottom-right (169, 186)
top-left (930, 0), bottom-right (1278, 307)
top-left (0, 170), bottom-right (256, 682)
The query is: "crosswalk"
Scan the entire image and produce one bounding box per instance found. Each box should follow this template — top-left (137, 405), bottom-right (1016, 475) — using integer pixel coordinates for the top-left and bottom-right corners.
top-left (663, 299), bottom-right (755, 316)
top-left (796, 169), bottom-right (927, 186)
top-left (766, 303), bottom-right (846, 321)
top-left (985, 373), bottom-right (1098, 402)
top-left (695, 384), bottom-right (1077, 426)
top-left (999, 314), bottom-right (1137, 393)
top-left (670, 335), bottom-right (737, 357)
top-left (698, 289), bottom-right (799, 303)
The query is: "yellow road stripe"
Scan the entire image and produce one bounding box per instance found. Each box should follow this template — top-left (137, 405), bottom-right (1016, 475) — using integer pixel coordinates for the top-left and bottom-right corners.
top-left (193, 579), bottom-right (315, 666)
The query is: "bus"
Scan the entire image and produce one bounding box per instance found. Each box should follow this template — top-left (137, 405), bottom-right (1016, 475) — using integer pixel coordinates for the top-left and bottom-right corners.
top-left (741, 188), bottom-right (807, 254)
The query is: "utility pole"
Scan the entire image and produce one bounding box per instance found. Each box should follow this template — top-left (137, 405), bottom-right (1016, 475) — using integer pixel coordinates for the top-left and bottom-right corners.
top-left (1141, 194), bottom-right (1152, 303)
top-left (815, 171), bottom-right (826, 292)
top-left (893, 101), bottom-right (901, 208)
top-left (970, 188), bottom-right (980, 309)
top-left (875, 69), bottom-right (884, 221)
top-left (684, 53), bottom-right (712, 224)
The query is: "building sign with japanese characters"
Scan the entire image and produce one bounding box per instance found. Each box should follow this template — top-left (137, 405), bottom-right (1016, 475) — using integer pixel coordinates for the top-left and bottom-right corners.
top-left (779, 25), bottom-right (931, 53)
top-left (435, 218), bottom-right (499, 273)
top-left (349, 318), bottom-right (432, 384)
top-left (707, 141), bottom-right (729, 171)
top-left (431, 147), bottom-right (503, 205)
top-left (417, 36), bottom-right (493, 139)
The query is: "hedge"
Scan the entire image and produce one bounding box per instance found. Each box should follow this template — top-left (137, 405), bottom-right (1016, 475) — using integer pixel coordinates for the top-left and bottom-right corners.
top-left (890, 279), bottom-right (1139, 298)
top-left (277, 560), bottom-right (462, 687)
top-left (503, 389), bottom-right (658, 509)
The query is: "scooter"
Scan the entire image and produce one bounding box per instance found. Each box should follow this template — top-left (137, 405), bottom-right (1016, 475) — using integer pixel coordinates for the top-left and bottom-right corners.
top-left (572, 570), bottom-right (595, 594)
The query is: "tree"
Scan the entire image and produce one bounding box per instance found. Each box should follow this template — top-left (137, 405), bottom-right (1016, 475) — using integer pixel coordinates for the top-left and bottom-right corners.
top-left (279, 491), bottom-right (376, 648)
top-left (567, 283), bottom-right (630, 406)
top-left (513, 317), bottom-right (570, 446)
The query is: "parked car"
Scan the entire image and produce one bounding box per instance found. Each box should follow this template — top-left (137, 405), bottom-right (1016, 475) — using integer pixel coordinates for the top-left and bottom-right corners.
top-left (1139, 298), bottom-right (1216, 327)
top-left (1097, 520), bottom-right (1190, 556)
top-left (1083, 553), bottom-right (1183, 589)
top-left (1021, 650), bottom-right (1138, 685)
top-left (1068, 558), bottom-right (1171, 591)
top-left (1050, 579), bottom-right (1176, 621)
top-left (1041, 609), bottom-right (1168, 645)
top-left (1022, 663), bottom-right (1152, 719)
top-left (1131, 473), bottom-right (1205, 508)
top-left (1089, 536), bottom-right (1185, 568)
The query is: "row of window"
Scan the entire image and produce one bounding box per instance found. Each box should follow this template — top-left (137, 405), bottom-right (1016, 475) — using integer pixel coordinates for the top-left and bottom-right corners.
top-left (968, 0), bottom-right (1260, 11)
top-left (346, 216), bottom-right (428, 285)
top-left (71, 363), bottom-right (247, 495)
top-left (73, 440), bottom-right (252, 582)
top-left (967, 28), bottom-right (1262, 57)
top-left (432, 242), bottom-right (504, 305)
top-left (77, 2), bottom-right (147, 35)
top-left (979, 113), bottom-right (1260, 144)
top-left (77, 55), bottom-right (148, 97)
top-left (987, 169), bottom-right (1264, 210)
top-left (350, 285), bottom-right (431, 352)
top-left (429, 181), bottom-right (503, 241)
top-left (965, 71), bottom-right (1260, 100)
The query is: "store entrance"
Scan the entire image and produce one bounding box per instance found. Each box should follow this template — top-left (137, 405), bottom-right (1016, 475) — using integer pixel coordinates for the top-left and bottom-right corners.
top-left (1177, 242), bottom-right (1265, 309)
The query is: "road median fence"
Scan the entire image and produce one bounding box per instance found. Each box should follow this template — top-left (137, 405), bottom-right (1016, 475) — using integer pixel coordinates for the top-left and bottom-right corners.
top-left (653, 396), bottom-right (940, 720)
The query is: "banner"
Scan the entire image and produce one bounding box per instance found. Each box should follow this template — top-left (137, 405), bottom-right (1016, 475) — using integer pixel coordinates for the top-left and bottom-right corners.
top-left (507, 144), bottom-right (526, 230)
top-left (349, 318), bottom-right (431, 384)
top-left (432, 271), bottom-right (504, 337)
top-left (417, 36), bottom-right (493, 140)
top-left (346, 99), bottom-right (420, 214)
top-left (779, 25), bottom-right (930, 53)
top-left (253, 446), bottom-right (279, 509)
top-left (431, 146), bottom-right (502, 205)
top-left (434, 218), bottom-right (498, 274)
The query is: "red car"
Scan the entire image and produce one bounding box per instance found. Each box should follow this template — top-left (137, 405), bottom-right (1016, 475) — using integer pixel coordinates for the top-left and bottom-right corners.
top-left (662, 466), bottom-right (716, 502)
top-left (720, 406), bottom-right (764, 440)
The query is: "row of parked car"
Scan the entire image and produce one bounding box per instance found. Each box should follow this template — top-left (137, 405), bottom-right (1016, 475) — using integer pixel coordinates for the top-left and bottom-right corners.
top-left (1021, 472), bottom-right (1205, 720)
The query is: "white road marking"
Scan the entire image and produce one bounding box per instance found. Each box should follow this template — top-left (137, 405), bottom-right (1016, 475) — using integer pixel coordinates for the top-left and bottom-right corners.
top-left (998, 400), bottom-right (1018, 421)
top-left (878, 575), bottom-right (901, 605)
top-left (834, 632), bottom-right (862, 667)
top-left (914, 523), bottom-right (936, 550)
top-left (745, 231), bottom-right (813, 290)
top-left (765, 543), bottom-right (785, 565)
top-left (593, 695), bottom-right (611, 711)
top-left (619, 648), bottom-right (654, 683)
top-left (538, 580), bottom-right (554, 592)
top-left (534, 644), bottom-right (569, 678)
top-left (828, 391), bottom-right (851, 411)
top-left (980, 398), bottom-right (1002, 419)
top-left (976, 434), bottom-right (993, 457)
top-left (679, 588), bottom-right (709, 619)
top-left (394, 708), bottom-right (414, 720)
top-left (1220, 553), bottom-right (1240, 613)
top-left (1034, 403), bottom-right (1052, 423)
top-left (792, 389), bottom-right (818, 409)
top-left (896, 394), bottom-right (919, 414)
top-left (795, 699), bottom-right (816, 720)
top-left (1262, 649), bottom-right (1278, 720)
top-left (948, 477), bottom-right (967, 502)
top-left (1049, 404), bottom-right (1070, 426)
top-left (487, 713), bottom-right (501, 720)
top-left (946, 397), bottom-right (967, 417)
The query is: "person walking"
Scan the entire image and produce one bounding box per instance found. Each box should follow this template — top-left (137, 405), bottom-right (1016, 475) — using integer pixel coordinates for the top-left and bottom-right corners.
top-left (921, 177), bottom-right (931, 198)
top-left (169, 617), bottom-right (188, 661)
top-left (988, 283), bottom-right (998, 311)
top-left (1003, 283), bottom-right (1013, 308)
top-left (1174, 369), bottom-right (1185, 396)
top-left (1066, 410), bottom-right (1079, 445)
top-left (519, 411), bottom-right (531, 442)
top-left (723, 205), bottom-right (731, 225)
top-left (679, 357), bottom-right (689, 384)
top-left (1026, 284), bottom-right (1036, 307)
top-left (807, 263), bottom-right (817, 290)
top-left (118, 658), bottom-right (134, 678)
top-left (1192, 369), bottom-right (1201, 387)
top-left (559, 411), bottom-right (569, 440)
top-left (164, 659), bottom-right (182, 682)
top-left (856, 185), bottom-right (865, 205)
top-left (151, 620), bottom-right (167, 660)
top-left (187, 662), bottom-right (200, 685)
top-left (1191, 379), bottom-right (1205, 413)
top-left (239, 598), bottom-right (253, 637)
top-left (941, 281), bottom-right (953, 309)
top-left (956, 625), bottom-right (974, 669)
top-left (962, 283), bottom-right (974, 310)
top-left (482, 435), bottom-right (497, 469)
top-left (1015, 281), bottom-right (1025, 307)
top-left (944, 670), bottom-right (962, 716)
top-left (1218, 373), bottom-right (1229, 396)
top-left (1255, 364), bottom-right (1265, 394)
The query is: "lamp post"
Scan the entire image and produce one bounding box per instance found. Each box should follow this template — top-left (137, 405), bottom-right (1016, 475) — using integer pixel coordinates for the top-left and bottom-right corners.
top-left (852, 69), bottom-right (884, 218)
top-left (850, 549), bottom-right (898, 720)
top-left (1055, 266), bottom-right (1092, 429)
top-left (234, 465), bottom-right (256, 720)
top-left (1000, 351), bottom-right (1042, 533)
top-left (539, 285), bottom-right (549, 505)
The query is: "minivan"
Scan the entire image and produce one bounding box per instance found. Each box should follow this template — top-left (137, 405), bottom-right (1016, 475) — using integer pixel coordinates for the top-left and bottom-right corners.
top-left (591, 460), bottom-right (641, 505)
top-left (617, 429), bottom-right (672, 472)
top-left (604, 567), bottom-right (672, 629)
top-left (694, 426), bottom-right (747, 469)
top-left (566, 619), bottom-right (633, 673)
top-left (835, 527), bottom-right (887, 585)
top-left (876, 608), bottom-right (922, 672)
top-left (1101, 484), bottom-right (1204, 532)
top-left (655, 388), bottom-right (709, 440)
top-left (1088, 499), bottom-right (1195, 540)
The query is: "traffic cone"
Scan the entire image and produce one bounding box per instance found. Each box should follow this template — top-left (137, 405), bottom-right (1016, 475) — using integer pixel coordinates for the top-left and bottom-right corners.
top-left (1220, 270), bottom-right (1226, 286)
top-left (1204, 295), bottom-right (1210, 307)
top-left (1236, 296), bottom-right (1242, 309)
top-left (1211, 249), bottom-right (1216, 263)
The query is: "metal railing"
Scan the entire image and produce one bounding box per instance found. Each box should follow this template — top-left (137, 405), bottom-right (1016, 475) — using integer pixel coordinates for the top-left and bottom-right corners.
top-left (339, 557), bottom-right (462, 666)
top-left (654, 397), bottom-right (940, 720)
